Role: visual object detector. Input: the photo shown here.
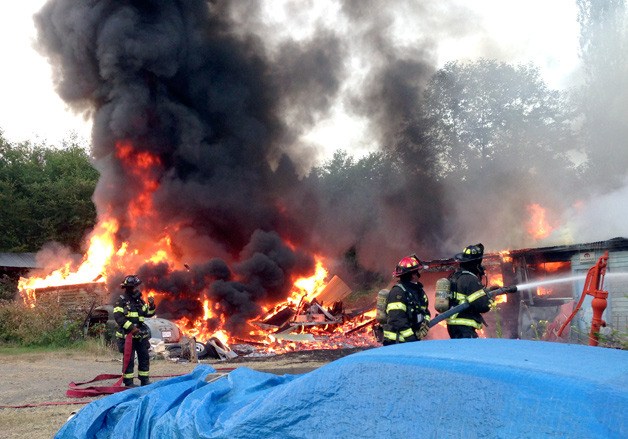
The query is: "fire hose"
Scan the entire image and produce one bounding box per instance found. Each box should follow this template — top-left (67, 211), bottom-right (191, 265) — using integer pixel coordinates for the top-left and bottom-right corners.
top-left (64, 332), bottom-right (135, 398)
top-left (428, 285), bottom-right (518, 328)
top-left (1, 332), bottom-right (236, 408)
top-left (0, 334), bottom-right (135, 408)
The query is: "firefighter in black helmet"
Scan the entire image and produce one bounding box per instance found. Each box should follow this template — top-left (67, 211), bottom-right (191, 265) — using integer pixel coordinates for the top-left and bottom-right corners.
top-left (382, 255), bottom-right (431, 345)
top-left (446, 244), bottom-right (493, 339)
top-left (114, 275), bottom-right (156, 387)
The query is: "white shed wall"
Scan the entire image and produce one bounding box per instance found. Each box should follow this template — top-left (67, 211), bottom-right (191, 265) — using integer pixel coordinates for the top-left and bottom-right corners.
top-left (570, 250), bottom-right (628, 342)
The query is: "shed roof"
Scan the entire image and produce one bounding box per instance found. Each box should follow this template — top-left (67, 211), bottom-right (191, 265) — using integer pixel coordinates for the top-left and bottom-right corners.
top-left (0, 253), bottom-right (40, 269)
top-left (507, 236), bottom-right (628, 260)
top-left (423, 237), bottom-right (628, 270)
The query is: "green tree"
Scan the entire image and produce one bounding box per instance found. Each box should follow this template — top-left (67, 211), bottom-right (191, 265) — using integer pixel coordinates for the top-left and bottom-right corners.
top-left (0, 132), bottom-right (99, 252)
top-left (575, 0), bottom-right (628, 187)
top-left (422, 59), bottom-right (575, 183)
top-left (420, 60), bottom-right (581, 246)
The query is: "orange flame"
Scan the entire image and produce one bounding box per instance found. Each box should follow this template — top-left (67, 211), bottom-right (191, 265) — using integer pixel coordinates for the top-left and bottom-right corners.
top-left (541, 261), bottom-right (569, 272)
top-left (537, 287), bottom-right (553, 296)
top-left (526, 203), bottom-right (553, 240)
top-left (115, 141), bottom-right (162, 227)
top-left (488, 273), bottom-right (507, 303)
top-left (291, 259), bottom-right (328, 302)
top-left (17, 218), bottom-right (119, 305)
top-left (18, 139), bottom-right (178, 306)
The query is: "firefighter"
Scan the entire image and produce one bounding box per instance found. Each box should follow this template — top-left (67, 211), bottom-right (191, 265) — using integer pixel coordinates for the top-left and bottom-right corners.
top-left (446, 243), bottom-right (493, 339)
top-left (114, 274), bottom-right (156, 387)
top-left (382, 255), bottom-right (431, 345)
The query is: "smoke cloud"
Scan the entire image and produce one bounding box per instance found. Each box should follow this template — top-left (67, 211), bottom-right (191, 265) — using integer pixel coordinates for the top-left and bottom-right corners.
top-left (34, 0), bottom-right (626, 333)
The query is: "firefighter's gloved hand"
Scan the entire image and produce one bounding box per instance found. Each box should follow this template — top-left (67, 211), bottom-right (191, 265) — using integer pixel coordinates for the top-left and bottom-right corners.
top-left (138, 324), bottom-right (151, 338)
top-left (415, 321), bottom-right (429, 340)
top-left (147, 296), bottom-right (155, 306)
top-left (487, 285), bottom-right (501, 291)
top-left (130, 326), bottom-right (140, 335)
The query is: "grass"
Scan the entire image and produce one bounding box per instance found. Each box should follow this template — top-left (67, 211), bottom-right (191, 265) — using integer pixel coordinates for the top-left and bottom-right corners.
top-left (0, 338), bottom-right (116, 357)
top-left (0, 406), bottom-right (73, 439)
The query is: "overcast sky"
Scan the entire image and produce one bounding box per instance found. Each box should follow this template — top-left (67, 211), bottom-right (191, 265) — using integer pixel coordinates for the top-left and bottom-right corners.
top-left (0, 0), bottom-right (581, 159)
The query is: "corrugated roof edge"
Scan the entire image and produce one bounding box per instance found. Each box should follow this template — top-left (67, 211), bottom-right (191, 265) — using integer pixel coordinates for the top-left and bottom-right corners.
top-left (0, 253), bottom-right (41, 269)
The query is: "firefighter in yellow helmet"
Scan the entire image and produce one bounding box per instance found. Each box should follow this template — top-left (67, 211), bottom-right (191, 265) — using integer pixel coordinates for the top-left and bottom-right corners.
top-left (446, 243), bottom-right (493, 339)
top-left (382, 255), bottom-right (431, 345)
top-left (114, 275), bottom-right (156, 387)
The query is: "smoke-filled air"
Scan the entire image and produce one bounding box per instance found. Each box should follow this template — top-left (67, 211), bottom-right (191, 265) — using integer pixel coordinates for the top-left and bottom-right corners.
top-left (31, 0), bottom-right (627, 335)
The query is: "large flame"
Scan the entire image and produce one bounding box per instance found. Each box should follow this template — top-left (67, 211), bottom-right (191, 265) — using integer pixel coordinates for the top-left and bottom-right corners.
top-left (18, 218), bottom-right (119, 306)
top-left (526, 203), bottom-right (553, 240)
top-left (16, 139), bottom-right (380, 354)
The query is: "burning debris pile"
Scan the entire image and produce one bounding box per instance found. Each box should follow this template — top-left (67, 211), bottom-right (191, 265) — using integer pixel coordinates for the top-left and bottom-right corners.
top-left (247, 275), bottom-right (378, 353)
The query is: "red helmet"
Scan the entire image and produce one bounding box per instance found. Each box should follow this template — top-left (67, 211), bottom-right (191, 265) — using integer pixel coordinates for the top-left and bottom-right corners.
top-left (392, 256), bottom-right (422, 277)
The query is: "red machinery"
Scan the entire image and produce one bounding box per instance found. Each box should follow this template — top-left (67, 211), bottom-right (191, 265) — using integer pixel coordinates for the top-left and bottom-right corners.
top-left (557, 251), bottom-right (609, 346)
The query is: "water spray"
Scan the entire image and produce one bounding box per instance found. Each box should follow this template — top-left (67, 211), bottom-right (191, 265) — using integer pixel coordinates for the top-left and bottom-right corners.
top-left (430, 252), bottom-right (616, 347)
top-left (430, 266), bottom-right (604, 329)
top-left (515, 275), bottom-right (586, 291)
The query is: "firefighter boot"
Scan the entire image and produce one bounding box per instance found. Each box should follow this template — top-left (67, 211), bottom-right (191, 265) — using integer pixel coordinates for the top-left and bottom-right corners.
top-left (140, 378), bottom-right (151, 386)
top-left (123, 378), bottom-right (137, 388)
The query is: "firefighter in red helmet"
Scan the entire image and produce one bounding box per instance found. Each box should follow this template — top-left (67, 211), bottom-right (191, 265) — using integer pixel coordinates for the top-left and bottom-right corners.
top-left (382, 255), bottom-right (431, 345)
top-left (446, 243), bottom-right (493, 339)
top-left (114, 275), bottom-right (156, 387)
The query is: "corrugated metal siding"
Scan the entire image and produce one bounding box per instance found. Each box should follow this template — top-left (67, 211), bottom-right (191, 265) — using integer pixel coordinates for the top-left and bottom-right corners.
top-left (607, 252), bottom-right (628, 333)
top-left (570, 250), bottom-right (628, 341)
top-left (0, 253), bottom-right (40, 269)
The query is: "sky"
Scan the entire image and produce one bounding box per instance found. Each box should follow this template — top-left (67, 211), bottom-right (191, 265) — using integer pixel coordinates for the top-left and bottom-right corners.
top-left (0, 0), bottom-right (582, 159)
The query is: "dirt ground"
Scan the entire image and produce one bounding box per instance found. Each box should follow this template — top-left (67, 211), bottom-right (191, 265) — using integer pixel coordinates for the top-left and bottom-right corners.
top-left (0, 346), bottom-right (369, 438)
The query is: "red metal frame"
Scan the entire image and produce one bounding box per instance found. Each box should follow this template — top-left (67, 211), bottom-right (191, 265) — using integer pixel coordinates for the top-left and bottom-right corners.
top-left (557, 251), bottom-right (609, 346)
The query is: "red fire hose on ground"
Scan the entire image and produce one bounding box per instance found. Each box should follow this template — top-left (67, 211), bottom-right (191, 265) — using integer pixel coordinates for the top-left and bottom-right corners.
top-left (1, 333), bottom-right (235, 409)
top-left (557, 251), bottom-right (609, 346)
top-left (65, 332), bottom-right (135, 398)
top-left (0, 334), bottom-right (133, 409)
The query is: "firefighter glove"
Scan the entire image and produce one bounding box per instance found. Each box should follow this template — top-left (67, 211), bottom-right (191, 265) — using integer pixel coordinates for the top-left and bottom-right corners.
top-left (130, 326), bottom-right (140, 335)
top-left (415, 321), bottom-right (429, 340)
top-left (148, 296), bottom-right (155, 305)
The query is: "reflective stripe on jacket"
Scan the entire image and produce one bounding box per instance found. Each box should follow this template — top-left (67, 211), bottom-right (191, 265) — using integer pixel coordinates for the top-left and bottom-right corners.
top-left (114, 293), bottom-right (156, 339)
top-left (383, 282), bottom-right (430, 343)
top-left (447, 270), bottom-right (491, 329)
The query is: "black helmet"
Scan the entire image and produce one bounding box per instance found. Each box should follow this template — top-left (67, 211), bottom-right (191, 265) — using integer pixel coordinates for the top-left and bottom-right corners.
top-left (454, 243), bottom-right (484, 262)
top-left (121, 275), bottom-right (142, 288)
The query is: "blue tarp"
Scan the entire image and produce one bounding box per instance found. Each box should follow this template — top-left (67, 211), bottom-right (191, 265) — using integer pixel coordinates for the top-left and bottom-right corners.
top-left (56, 339), bottom-right (628, 439)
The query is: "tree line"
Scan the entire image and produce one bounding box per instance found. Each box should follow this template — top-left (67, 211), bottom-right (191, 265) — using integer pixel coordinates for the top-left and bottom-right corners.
top-left (0, 133), bottom-right (98, 253)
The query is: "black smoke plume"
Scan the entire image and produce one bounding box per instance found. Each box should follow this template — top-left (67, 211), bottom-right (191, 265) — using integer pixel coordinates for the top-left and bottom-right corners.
top-left (34, 0), bottom-right (627, 335)
top-left (35, 0), bottom-right (331, 335)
